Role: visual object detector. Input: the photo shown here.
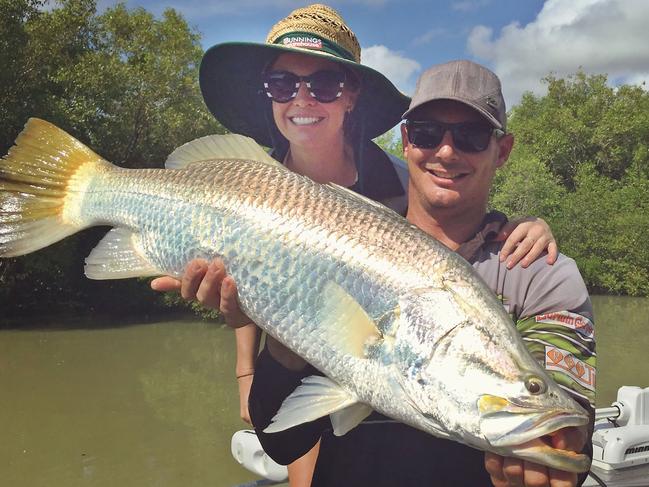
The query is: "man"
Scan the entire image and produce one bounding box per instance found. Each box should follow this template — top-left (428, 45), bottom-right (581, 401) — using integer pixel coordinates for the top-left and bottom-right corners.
top-left (398, 60), bottom-right (596, 487)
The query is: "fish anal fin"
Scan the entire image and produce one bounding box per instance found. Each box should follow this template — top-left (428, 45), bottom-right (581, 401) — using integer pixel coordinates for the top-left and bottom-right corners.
top-left (330, 403), bottom-right (373, 436)
top-left (165, 134), bottom-right (284, 170)
top-left (319, 281), bottom-right (381, 358)
top-left (263, 376), bottom-right (357, 434)
top-left (85, 227), bottom-right (160, 279)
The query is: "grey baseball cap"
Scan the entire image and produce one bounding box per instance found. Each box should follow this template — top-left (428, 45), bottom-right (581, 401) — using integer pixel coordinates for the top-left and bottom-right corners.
top-left (403, 60), bottom-right (506, 130)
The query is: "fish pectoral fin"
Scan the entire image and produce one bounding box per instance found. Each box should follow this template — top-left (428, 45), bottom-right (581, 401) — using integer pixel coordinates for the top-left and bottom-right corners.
top-left (330, 403), bottom-right (373, 436)
top-left (85, 228), bottom-right (161, 280)
top-left (263, 376), bottom-right (358, 434)
top-left (318, 281), bottom-right (381, 358)
top-left (165, 133), bottom-right (284, 169)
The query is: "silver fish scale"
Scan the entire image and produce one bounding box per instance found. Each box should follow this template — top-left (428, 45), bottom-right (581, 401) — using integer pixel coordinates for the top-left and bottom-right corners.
top-left (79, 158), bottom-right (490, 403)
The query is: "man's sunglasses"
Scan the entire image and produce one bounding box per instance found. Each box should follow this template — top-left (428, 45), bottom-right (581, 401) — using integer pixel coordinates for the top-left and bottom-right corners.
top-left (405, 120), bottom-right (503, 153)
top-left (262, 70), bottom-right (346, 103)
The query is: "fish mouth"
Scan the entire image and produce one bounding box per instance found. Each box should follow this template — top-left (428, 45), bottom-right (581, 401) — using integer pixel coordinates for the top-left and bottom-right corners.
top-left (478, 394), bottom-right (591, 473)
top-left (506, 436), bottom-right (592, 474)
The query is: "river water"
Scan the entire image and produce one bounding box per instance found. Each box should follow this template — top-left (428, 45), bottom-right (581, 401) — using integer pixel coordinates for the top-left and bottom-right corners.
top-left (1, 295), bottom-right (648, 487)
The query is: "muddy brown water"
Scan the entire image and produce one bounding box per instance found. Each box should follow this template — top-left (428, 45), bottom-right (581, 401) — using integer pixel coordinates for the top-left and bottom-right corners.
top-left (1, 295), bottom-right (648, 486)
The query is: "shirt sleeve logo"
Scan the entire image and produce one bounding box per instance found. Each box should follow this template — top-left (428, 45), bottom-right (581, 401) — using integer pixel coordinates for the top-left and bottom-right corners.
top-left (545, 345), bottom-right (596, 391)
top-left (535, 311), bottom-right (594, 339)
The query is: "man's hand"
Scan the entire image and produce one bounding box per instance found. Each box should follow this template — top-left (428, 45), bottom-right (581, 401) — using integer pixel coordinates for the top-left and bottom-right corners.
top-left (150, 258), bottom-right (251, 328)
top-left (484, 426), bottom-right (588, 487)
top-left (497, 217), bottom-right (558, 269)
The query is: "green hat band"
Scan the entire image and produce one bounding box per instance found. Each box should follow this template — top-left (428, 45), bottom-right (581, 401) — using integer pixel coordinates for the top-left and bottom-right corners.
top-left (273, 32), bottom-right (356, 62)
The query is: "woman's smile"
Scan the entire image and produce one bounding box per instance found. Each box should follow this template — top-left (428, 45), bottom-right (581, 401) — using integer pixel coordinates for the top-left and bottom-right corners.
top-left (289, 115), bottom-right (325, 126)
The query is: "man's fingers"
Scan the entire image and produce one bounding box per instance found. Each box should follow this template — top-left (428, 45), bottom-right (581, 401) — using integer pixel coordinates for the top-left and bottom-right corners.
top-left (503, 457), bottom-right (525, 486)
top-left (548, 469), bottom-right (577, 487)
top-left (181, 259), bottom-right (208, 300)
top-left (150, 276), bottom-right (181, 292)
top-left (551, 427), bottom-right (588, 452)
top-left (485, 452), bottom-right (507, 481)
top-left (523, 461), bottom-right (550, 487)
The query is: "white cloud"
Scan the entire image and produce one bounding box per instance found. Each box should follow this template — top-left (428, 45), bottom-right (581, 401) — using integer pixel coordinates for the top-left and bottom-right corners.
top-left (362, 45), bottom-right (421, 94)
top-left (467, 0), bottom-right (649, 107)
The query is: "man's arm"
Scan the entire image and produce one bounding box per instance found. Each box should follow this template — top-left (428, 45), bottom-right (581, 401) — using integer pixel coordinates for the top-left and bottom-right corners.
top-left (483, 254), bottom-right (596, 487)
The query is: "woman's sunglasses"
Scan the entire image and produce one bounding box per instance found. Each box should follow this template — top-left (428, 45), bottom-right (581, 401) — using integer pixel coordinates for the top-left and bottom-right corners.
top-left (405, 120), bottom-right (503, 153)
top-left (262, 70), bottom-right (346, 103)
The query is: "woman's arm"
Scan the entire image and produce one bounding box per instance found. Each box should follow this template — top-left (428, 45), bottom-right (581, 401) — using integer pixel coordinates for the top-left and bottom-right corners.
top-left (496, 217), bottom-right (558, 269)
top-left (151, 259), bottom-right (263, 424)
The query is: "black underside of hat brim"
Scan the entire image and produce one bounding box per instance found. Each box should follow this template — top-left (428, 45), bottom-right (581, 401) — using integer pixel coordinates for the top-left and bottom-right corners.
top-left (199, 42), bottom-right (410, 147)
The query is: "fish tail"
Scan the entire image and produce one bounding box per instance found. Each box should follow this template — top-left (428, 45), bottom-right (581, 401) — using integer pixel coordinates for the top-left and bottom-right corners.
top-left (0, 118), bottom-right (109, 257)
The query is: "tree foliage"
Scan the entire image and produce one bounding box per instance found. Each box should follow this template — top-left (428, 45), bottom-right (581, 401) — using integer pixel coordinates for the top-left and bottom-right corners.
top-left (492, 71), bottom-right (649, 296)
top-left (2, 2), bottom-right (649, 318)
top-left (373, 128), bottom-right (404, 160)
top-left (0, 0), bottom-right (223, 317)
top-left (508, 71), bottom-right (649, 188)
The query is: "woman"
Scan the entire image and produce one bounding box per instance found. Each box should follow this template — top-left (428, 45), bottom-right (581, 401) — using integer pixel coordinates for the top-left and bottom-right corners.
top-left (152, 5), bottom-right (558, 486)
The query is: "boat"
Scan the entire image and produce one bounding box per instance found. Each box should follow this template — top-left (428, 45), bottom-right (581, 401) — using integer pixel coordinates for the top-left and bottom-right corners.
top-left (231, 386), bottom-right (649, 487)
top-left (585, 386), bottom-right (649, 486)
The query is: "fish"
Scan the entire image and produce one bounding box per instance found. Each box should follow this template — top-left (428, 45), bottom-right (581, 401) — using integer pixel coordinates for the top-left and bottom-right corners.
top-left (0, 118), bottom-right (590, 473)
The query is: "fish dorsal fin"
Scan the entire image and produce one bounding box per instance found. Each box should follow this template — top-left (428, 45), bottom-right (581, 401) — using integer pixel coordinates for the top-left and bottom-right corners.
top-left (165, 133), bottom-right (284, 169)
top-left (264, 376), bottom-right (360, 434)
top-left (85, 227), bottom-right (161, 279)
top-left (318, 281), bottom-right (382, 358)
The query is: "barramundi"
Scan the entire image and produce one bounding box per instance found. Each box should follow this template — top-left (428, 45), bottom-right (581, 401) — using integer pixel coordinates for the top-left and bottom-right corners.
top-left (0, 118), bottom-right (590, 472)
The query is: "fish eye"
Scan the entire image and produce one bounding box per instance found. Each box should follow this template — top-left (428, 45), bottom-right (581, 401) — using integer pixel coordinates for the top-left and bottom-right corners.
top-left (525, 376), bottom-right (547, 395)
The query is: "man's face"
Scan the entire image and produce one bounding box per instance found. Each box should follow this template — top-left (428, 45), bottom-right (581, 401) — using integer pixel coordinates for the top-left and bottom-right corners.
top-left (401, 100), bottom-right (513, 218)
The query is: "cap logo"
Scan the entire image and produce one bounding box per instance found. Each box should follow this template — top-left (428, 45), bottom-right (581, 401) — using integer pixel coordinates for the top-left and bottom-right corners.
top-left (282, 36), bottom-right (323, 50)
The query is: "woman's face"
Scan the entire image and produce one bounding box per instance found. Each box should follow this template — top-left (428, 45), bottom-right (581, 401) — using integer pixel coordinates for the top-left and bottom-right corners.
top-left (269, 52), bottom-right (358, 150)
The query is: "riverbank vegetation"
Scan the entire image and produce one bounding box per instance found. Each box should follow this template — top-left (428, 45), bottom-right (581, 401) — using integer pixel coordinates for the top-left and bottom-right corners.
top-left (492, 72), bottom-right (649, 296)
top-left (1, 0), bottom-right (647, 318)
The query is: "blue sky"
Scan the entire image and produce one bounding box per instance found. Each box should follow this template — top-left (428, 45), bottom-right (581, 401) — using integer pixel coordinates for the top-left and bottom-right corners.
top-left (96, 0), bottom-right (649, 110)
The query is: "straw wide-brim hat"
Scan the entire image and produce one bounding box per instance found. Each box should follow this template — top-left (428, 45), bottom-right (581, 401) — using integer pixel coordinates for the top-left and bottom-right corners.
top-left (199, 4), bottom-right (410, 147)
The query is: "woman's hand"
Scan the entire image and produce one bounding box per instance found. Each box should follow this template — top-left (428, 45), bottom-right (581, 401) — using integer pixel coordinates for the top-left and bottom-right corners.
top-left (484, 426), bottom-right (588, 487)
top-left (497, 217), bottom-right (558, 269)
top-left (150, 258), bottom-right (251, 328)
